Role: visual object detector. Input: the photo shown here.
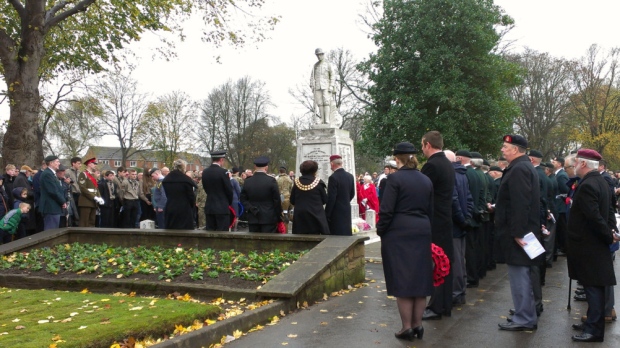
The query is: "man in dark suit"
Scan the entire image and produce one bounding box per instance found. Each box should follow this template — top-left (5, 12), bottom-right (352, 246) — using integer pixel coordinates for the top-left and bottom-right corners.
top-left (325, 154), bottom-right (355, 236)
top-left (39, 155), bottom-right (68, 230)
top-left (420, 131), bottom-right (455, 320)
top-left (496, 135), bottom-right (540, 332)
top-left (568, 149), bottom-right (618, 342)
top-left (528, 149), bottom-right (548, 316)
top-left (240, 156), bottom-right (281, 233)
top-left (202, 150), bottom-right (233, 231)
top-left (552, 157), bottom-right (569, 257)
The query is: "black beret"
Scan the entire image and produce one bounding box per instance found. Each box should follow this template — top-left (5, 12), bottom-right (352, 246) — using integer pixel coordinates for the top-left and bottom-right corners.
top-left (253, 156), bottom-right (270, 167)
top-left (489, 166), bottom-right (502, 172)
top-left (210, 150), bottom-right (227, 159)
top-left (528, 149), bottom-right (543, 158)
top-left (232, 167), bottom-right (239, 174)
top-left (482, 159), bottom-right (490, 166)
top-left (470, 152), bottom-right (483, 159)
top-left (393, 142), bottom-right (418, 155)
top-left (44, 155), bottom-right (59, 163)
top-left (553, 157), bottom-right (565, 166)
top-left (502, 134), bottom-right (528, 149)
top-left (455, 150), bottom-right (472, 158)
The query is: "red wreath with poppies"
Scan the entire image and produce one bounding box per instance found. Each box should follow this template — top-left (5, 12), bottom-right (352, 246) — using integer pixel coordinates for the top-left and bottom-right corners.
top-left (431, 243), bottom-right (450, 287)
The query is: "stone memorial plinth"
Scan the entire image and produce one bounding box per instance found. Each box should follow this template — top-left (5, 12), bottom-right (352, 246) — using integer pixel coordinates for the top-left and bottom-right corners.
top-left (295, 126), bottom-right (358, 219)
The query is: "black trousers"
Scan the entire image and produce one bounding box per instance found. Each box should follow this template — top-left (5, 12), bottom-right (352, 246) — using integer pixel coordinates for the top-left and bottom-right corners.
top-left (248, 224), bottom-right (276, 233)
top-left (100, 205), bottom-right (117, 228)
top-left (121, 200), bottom-right (139, 228)
top-left (205, 214), bottom-right (229, 231)
top-left (555, 213), bottom-right (567, 254)
top-left (466, 226), bottom-right (481, 285)
top-left (584, 285), bottom-right (606, 338)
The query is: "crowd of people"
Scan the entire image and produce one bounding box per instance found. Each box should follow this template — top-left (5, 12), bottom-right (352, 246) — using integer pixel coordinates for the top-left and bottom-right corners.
top-left (0, 131), bottom-right (618, 343)
top-left (375, 131), bottom-right (619, 343)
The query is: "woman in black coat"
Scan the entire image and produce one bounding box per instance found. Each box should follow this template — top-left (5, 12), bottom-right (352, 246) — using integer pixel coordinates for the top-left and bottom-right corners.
top-left (290, 160), bottom-right (329, 235)
top-left (377, 142), bottom-right (434, 342)
top-left (162, 159), bottom-right (197, 230)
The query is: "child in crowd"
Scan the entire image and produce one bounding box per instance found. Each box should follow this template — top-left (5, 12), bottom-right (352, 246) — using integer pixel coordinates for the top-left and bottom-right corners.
top-left (11, 187), bottom-right (29, 240)
top-left (0, 202), bottom-right (30, 244)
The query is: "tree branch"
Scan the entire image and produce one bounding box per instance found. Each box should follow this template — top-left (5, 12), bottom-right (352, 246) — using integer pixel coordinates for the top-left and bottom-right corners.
top-left (8, 0), bottom-right (26, 20)
top-left (45, 1), bottom-right (70, 22)
top-left (45, 0), bottom-right (97, 29)
top-left (0, 29), bottom-right (18, 78)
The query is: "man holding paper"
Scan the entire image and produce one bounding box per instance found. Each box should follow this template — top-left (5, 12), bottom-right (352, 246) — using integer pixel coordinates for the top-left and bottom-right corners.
top-left (567, 149), bottom-right (619, 342)
top-left (495, 134), bottom-right (541, 332)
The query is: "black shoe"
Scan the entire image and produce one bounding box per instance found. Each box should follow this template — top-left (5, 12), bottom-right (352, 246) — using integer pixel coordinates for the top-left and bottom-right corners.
top-left (395, 328), bottom-right (414, 341)
top-left (498, 322), bottom-right (537, 331)
top-left (412, 326), bottom-right (424, 339)
top-left (509, 308), bottom-right (515, 315)
top-left (572, 323), bottom-right (584, 331)
top-left (422, 308), bottom-right (442, 320)
top-left (452, 297), bottom-right (466, 306)
top-left (466, 282), bottom-right (479, 288)
top-left (574, 289), bottom-right (585, 295)
top-left (574, 294), bottom-right (587, 301)
top-left (556, 250), bottom-right (566, 257)
top-left (506, 317), bottom-right (513, 323)
top-left (536, 304), bottom-right (544, 317)
top-left (571, 333), bottom-right (603, 342)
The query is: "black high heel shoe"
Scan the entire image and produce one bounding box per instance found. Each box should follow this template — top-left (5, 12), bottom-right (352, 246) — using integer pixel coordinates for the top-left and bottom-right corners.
top-left (412, 326), bottom-right (424, 339)
top-left (395, 328), bottom-right (414, 341)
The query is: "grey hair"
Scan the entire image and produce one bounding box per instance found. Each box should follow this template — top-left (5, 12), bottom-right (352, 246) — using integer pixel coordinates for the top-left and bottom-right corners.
top-left (578, 158), bottom-right (598, 169)
top-left (332, 158), bottom-right (343, 166)
top-left (363, 175), bottom-right (372, 183)
top-left (471, 158), bottom-right (483, 167)
top-left (173, 159), bottom-right (187, 172)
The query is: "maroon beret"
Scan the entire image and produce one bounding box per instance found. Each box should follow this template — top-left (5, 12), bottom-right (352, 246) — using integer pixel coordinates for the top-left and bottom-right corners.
top-left (329, 155), bottom-right (342, 162)
top-left (576, 149), bottom-right (602, 161)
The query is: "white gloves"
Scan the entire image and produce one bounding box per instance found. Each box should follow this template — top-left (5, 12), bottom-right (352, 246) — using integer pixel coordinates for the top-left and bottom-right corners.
top-left (94, 196), bottom-right (105, 205)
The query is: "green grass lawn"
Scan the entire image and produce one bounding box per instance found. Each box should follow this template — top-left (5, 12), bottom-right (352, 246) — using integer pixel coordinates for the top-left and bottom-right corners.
top-left (0, 288), bottom-right (221, 348)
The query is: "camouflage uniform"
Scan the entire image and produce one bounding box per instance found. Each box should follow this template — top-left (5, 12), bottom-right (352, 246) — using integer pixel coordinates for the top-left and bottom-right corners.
top-left (233, 175), bottom-right (244, 188)
top-left (276, 174), bottom-right (293, 222)
top-left (195, 183), bottom-right (207, 228)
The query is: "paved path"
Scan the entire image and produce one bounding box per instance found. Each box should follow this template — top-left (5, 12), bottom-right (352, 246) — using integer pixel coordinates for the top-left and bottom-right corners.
top-left (227, 238), bottom-right (619, 347)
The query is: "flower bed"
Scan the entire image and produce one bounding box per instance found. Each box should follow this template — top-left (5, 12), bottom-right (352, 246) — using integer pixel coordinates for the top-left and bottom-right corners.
top-left (0, 243), bottom-right (307, 288)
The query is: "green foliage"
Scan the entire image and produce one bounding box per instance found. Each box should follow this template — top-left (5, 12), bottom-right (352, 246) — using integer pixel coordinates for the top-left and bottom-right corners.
top-left (1, 243), bottom-right (306, 283)
top-left (359, 0), bottom-right (520, 156)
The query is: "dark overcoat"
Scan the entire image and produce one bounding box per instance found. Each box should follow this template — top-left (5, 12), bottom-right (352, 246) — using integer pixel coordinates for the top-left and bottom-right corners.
top-left (201, 164), bottom-right (233, 215)
top-left (421, 152), bottom-right (455, 255)
top-left (452, 163), bottom-right (473, 238)
top-left (567, 170), bottom-right (617, 286)
top-left (554, 168), bottom-right (569, 213)
top-left (162, 170), bottom-right (197, 230)
top-left (377, 167), bottom-right (434, 297)
top-left (325, 168), bottom-right (355, 236)
top-left (240, 172), bottom-right (282, 225)
top-left (465, 166), bottom-right (483, 226)
top-left (290, 175), bottom-right (329, 235)
top-left (494, 155), bottom-right (540, 266)
top-left (39, 168), bottom-right (67, 215)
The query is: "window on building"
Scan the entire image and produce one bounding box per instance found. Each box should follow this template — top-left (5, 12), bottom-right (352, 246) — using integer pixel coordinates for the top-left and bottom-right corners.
top-left (130, 161), bottom-right (137, 167)
top-left (114, 160), bottom-right (121, 167)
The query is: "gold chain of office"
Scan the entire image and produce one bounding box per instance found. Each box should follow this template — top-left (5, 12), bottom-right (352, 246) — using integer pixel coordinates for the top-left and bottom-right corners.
top-left (295, 177), bottom-right (320, 191)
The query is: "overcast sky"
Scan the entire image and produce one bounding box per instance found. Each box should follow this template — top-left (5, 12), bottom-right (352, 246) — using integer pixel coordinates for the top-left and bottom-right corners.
top-left (2, 0), bottom-right (619, 146)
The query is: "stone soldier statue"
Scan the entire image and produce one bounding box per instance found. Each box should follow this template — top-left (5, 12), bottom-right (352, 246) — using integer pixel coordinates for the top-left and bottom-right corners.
top-left (310, 48), bottom-right (336, 125)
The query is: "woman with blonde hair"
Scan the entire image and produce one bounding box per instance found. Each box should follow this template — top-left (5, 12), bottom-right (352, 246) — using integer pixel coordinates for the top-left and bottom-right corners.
top-left (377, 142), bottom-right (434, 341)
top-left (161, 159), bottom-right (197, 229)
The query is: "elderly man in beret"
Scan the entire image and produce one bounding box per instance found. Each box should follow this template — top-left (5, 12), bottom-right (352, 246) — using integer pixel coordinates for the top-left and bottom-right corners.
top-left (325, 154), bottom-right (355, 235)
top-left (568, 149), bottom-right (619, 342)
top-left (495, 135), bottom-right (540, 332)
top-left (39, 155), bottom-right (68, 230)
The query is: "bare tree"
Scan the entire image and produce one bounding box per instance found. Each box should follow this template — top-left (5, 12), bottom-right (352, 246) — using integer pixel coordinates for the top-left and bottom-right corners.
top-left (568, 45), bottom-right (620, 155)
top-left (143, 90), bottom-right (197, 165)
top-left (47, 97), bottom-right (105, 158)
top-left (196, 76), bottom-right (273, 167)
top-left (87, 68), bottom-right (150, 164)
top-left (507, 48), bottom-right (574, 157)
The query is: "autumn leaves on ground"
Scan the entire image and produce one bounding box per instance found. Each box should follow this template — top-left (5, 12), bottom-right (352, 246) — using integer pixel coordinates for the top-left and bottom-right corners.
top-left (0, 243), bottom-right (307, 347)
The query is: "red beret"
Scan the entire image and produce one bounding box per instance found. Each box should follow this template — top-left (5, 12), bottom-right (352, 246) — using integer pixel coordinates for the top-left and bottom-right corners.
top-left (84, 157), bottom-right (98, 165)
top-left (576, 149), bottom-right (602, 161)
top-left (329, 155), bottom-right (342, 162)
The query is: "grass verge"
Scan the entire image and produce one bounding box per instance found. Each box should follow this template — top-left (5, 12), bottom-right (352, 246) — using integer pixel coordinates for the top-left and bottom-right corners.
top-left (0, 288), bottom-right (220, 348)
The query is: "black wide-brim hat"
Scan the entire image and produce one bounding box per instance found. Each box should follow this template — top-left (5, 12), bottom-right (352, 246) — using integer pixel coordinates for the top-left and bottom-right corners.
top-left (393, 142), bottom-right (418, 155)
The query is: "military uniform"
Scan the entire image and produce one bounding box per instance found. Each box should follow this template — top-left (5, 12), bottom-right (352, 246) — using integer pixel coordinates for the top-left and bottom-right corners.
top-left (195, 183), bottom-right (207, 228)
top-left (78, 167), bottom-right (102, 227)
top-left (276, 173), bottom-right (293, 222)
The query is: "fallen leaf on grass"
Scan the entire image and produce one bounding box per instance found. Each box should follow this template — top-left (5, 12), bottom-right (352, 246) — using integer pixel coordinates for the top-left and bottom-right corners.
top-left (19, 309), bottom-right (27, 313)
top-left (320, 322), bottom-right (328, 326)
top-left (15, 326), bottom-right (25, 330)
top-left (11, 319), bottom-right (20, 322)
top-left (38, 320), bottom-right (49, 324)
top-left (80, 289), bottom-right (89, 294)
top-left (232, 330), bottom-right (242, 339)
top-left (70, 312), bottom-right (79, 317)
top-left (60, 318), bottom-right (72, 323)
top-left (51, 335), bottom-right (62, 341)
top-left (49, 344), bottom-right (57, 348)
top-left (129, 307), bottom-right (143, 311)
top-left (0, 332), bottom-right (8, 336)
top-left (78, 326), bottom-right (87, 330)
top-left (323, 293), bottom-right (328, 300)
